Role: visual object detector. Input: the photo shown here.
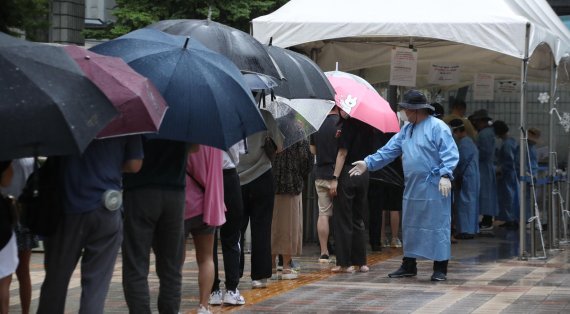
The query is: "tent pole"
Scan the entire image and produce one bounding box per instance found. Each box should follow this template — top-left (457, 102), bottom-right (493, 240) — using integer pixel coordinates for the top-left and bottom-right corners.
top-left (519, 23), bottom-right (531, 260)
top-left (548, 58), bottom-right (558, 250)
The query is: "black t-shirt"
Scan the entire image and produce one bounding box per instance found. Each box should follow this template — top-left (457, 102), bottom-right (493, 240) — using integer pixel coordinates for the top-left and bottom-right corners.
top-left (369, 131), bottom-right (404, 182)
top-left (339, 118), bottom-right (375, 165)
top-left (310, 114), bottom-right (341, 180)
top-left (123, 139), bottom-right (188, 191)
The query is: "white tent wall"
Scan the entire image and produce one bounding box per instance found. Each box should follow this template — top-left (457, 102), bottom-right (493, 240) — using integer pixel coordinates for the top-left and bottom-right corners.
top-left (253, 0), bottom-right (570, 257)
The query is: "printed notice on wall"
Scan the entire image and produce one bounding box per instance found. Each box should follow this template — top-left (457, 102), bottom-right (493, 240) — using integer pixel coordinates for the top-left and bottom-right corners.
top-left (389, 47), bottom-right (417, 87)
top-left (427, 64), bottom-right (460, 85)
top-left (473, 73), bottom-right (494, 100)
top-left (496, 80), bottom-right (519, 97)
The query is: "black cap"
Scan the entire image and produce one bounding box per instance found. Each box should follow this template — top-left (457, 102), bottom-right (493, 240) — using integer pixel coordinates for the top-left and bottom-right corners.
top-left (398, 90), bottom-right (435, 111)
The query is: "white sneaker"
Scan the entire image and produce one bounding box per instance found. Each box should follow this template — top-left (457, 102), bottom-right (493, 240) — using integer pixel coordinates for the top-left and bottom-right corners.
top-left (223, 289), bottom-right (246, 305)
top-left (391, 237), bottom-right (402, 248)
top-left (197, 305), bottom-right (212, 314)
top-left (252, 279), bottom-right (267, 289)
top-left (208, 290), bottom-right (222, 306)
top-left (279, 269), bottom-right (299, 280)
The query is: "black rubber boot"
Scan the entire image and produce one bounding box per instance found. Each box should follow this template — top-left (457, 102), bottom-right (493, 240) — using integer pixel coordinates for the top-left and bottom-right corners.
top-left (431, 260), bottom-right (448, 281)
top-left (388, 257), bottom-right (417, 278)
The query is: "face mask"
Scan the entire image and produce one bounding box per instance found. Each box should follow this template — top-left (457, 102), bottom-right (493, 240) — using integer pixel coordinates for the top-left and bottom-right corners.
top-left (398, 109), bottom-right (408, 122)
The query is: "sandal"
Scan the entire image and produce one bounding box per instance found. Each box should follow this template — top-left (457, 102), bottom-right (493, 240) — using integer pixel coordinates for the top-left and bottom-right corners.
top-left (357, 265), bottom-right (370, 273)
top-left (331, 266), bottom-right (355, 273)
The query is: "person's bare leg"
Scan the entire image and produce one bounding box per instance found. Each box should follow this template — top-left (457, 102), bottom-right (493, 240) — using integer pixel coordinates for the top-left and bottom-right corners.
top-left (317, 216), bottom-right (329, 255)
top-left (15, 250), bottom-right (32, 314)
top-left (380, 211), bottom-right (387, 244)
top-left (0, 275), bottom-right (12, 314)
top-left (390, 211), bottom-right (400, 239)
top-left (193, 233), bottom-right (215, 308)
top-left (282, 255), bottom-right (292, 271)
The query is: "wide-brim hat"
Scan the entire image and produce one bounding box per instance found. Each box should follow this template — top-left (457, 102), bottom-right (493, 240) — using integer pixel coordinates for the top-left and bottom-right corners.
top-left (398, 89), bottom-right (435, 111)
top-left (469, 109), bottom-right (492, 121)
top-left (527, 127), bottom-right (542, 144)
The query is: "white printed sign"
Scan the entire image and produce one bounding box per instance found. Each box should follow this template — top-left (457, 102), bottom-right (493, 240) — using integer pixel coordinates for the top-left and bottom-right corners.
top-left (428, 63), bottom-right (460, 85)
top-left (495, 80), bottom-right (519, 97)
top-left (389, 47), bottom-right (417, 87)
top-left (473, 73), bottom-right (494, 100)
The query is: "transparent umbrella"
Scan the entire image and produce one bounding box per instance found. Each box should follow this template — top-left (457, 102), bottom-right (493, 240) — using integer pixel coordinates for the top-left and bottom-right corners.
top-left (260, 94), bottom-right (334, 149)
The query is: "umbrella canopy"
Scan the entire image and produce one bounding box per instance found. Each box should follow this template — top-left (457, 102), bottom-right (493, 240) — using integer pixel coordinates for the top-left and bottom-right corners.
top-left (325, 71), bottom-right (399, 133)
top-left (261, 94), bottom-right (335, 149)
top-left (148, 19), bottom-right (282, 82)
top-left (325, 70), bottom-right (376, 92)
top-left (90, 28), bottom-right (266, 150)
top-left (243, 73), bottom-right (279, 91)
top-left (0, 32), bottom-right (117, 161)
top-left (63, 45), bottom-right (168, 139)
top-left (265, 45), bottom-right (335, 101)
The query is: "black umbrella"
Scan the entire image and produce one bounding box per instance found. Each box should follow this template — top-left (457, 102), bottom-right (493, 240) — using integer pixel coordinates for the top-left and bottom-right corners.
top-left (0, 32), bottom-right (117, 161)
top-left (265, 45), bottom-right (335, 101)
top-left (147, 19), bottom-right (282, 82)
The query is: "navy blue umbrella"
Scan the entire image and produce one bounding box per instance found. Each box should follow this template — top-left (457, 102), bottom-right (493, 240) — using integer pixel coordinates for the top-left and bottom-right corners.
top-left (90, 28), bottom-right (266, 150)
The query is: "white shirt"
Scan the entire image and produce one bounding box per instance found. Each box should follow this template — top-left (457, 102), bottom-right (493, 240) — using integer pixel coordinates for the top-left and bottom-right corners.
top-left (222, 140), bottom-right (245, 170)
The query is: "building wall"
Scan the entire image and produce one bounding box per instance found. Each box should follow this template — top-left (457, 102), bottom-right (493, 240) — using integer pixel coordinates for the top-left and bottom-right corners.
top-left (85, 0), bottom-right (116, 22)
top-left (50, 0), bottom-right (85, 44)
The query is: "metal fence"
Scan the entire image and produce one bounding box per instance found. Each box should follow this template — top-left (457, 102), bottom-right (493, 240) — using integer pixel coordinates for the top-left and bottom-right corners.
top-left (444, 82), bottom-right (570, 168)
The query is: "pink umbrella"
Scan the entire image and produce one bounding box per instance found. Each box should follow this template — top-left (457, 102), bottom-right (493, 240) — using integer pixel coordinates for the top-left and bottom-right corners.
top-left (63, 45), bottom-right (168, 138)
top-left (325, 73), bottom-right (399, 133)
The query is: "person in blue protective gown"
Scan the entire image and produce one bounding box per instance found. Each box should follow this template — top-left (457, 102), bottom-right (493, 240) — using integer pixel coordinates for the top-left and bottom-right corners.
top-left (449, 119), bottom-right (480, 238)
top-left (469, 109), bottom-right (499, 230)
top-left (493, 121), bottom-right (520, 229)
top-left (526, 128), bottom-right (541, 177)
top-left (350, 90), bottom-right (459, 281)
top-left (515, 127), bottom-right (542, 224)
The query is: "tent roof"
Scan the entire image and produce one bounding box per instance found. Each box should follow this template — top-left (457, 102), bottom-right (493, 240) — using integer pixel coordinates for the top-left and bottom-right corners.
top-left (252, 0), bottom-right (570, 63)
top-left (252, 0), bottom-right (570, 87)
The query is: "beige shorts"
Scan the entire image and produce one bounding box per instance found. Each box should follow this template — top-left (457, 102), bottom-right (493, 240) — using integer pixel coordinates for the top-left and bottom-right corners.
top-left (315, 179), bottom-right (334, 217)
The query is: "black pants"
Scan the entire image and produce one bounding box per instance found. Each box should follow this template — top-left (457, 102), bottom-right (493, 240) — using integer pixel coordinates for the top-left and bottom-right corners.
top-left (368, 181), bottom-right (383, 247)
top-left (333, 167), bottom-right (369, 267)
top-left (213, 169), bottom-right (244, 292)
top-left (239, 169), bottom-right (275, 280)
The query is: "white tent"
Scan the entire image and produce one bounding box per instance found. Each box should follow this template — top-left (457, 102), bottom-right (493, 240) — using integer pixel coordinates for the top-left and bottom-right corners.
top-left (252, 0), bottom-right (570, 87)
top-left (252, 0), bottom-right (570, 258)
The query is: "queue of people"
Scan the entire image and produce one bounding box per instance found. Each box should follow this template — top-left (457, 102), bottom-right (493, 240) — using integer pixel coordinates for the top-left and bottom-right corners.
top-left (0, 88), bottom-right (546, 313)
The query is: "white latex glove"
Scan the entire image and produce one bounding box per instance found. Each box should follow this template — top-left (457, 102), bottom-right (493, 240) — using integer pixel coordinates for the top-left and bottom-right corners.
top-left (349, 160), bottom-right (368, 176)
top-left (439, 177), bottom-right (452, 197)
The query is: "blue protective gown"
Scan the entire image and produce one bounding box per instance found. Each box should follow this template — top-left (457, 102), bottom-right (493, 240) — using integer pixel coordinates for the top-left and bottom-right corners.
top-left (514, 143), bottom-right (537, 222)
top-left (364, 116), bottom-right (459, 261)
top-left (476, 127), bottom-right (499, 217)
top-left (496, 137), bottom-right (520, 222)
top-left (453, 136), bottom-right (480, 234)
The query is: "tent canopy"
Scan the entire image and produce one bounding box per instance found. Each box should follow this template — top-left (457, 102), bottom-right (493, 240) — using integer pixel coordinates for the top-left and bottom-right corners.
top-left (252, 0), bottom-right (570, 88)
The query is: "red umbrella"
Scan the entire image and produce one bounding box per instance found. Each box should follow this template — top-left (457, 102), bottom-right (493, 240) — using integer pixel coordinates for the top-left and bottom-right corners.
top-left (63, 45), bottom-right (167, 138)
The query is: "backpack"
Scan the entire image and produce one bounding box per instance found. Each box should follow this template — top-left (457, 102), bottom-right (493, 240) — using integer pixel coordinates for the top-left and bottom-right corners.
top-left (18, 157), bottom-right (64, 237)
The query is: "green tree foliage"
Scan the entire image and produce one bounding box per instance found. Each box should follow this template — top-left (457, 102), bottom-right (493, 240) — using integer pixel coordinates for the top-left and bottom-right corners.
top-left (86, 0), bottom-right (288, 39)
top-left (0, 0), bottom-right (50, 41)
